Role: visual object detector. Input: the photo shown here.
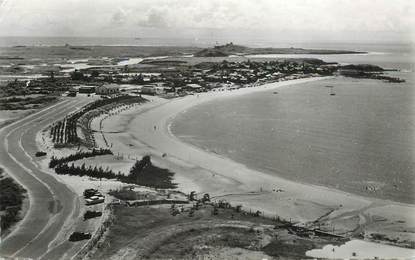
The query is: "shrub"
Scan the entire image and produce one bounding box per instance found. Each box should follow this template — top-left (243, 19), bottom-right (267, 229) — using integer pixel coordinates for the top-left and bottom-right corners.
top-left (0, 169), bottom-right (26, 231)
top-left (108, 189), bottom-right (139, 201)
top-left (125, 155), bottom-right (177, 189)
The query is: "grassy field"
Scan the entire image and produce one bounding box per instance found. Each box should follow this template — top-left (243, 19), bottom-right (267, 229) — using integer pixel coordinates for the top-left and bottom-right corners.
top-left (92, 203), bottom-right (344, 259)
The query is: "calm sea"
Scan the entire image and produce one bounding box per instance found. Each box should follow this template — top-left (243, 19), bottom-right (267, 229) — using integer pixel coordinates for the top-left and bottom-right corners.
top-left (171, 43), bottom-right (415, 204)
top-left (0, 36), bottom-right (213, 47)
top-left (1, 37), bottom-right (413, 203)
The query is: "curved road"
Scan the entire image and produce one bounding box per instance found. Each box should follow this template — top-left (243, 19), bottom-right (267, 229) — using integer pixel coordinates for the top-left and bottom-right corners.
top-left (0, 97), bottom-right (92, 259)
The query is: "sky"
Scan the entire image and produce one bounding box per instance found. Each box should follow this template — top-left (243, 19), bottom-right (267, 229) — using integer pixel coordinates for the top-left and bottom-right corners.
top-left (0, 0), bottom-right (414, 43)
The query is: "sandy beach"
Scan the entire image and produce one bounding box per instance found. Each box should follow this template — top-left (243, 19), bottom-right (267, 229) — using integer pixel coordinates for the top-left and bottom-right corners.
top-left (92, 77), bottom-right (415, 251)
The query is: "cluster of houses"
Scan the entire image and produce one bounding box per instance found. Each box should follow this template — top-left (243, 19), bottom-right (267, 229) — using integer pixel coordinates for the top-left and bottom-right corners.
top-left (67, 59), bottom-right (335, 98)
top-left (199, 60), bottom-right (334, 83)
top-left (144, 60), bottom-right (334, 96)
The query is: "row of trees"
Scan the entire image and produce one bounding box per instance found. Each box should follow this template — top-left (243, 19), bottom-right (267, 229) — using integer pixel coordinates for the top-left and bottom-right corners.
top-left (50, 112), bottom-right (83, 144)
top-left (78, 95), bottom-right (144, 113)
top-left (55, 162), bottom-right (120, 180)
top-left (49, 95), bottom-right (146, 146)
top-left (50, 119), bottom-right (72, 143)
top-left (53, 155), bottom-right (177, 189)
top-left (49, 148), bottom-right (113, 168)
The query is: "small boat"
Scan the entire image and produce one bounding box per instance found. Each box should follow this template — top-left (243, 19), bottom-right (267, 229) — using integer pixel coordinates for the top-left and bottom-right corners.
top-left (273, 91), bottom-right (278, 94)
top-left (326, 85), bottom-right (336, 96)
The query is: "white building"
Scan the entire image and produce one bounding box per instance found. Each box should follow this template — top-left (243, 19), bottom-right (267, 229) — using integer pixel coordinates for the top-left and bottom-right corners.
top-left (96, 84), bottom-right (120, 95)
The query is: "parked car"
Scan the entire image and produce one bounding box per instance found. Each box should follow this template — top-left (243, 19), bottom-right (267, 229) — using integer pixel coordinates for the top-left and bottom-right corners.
top-left (85, 196), bottom-right (105, 206)
top-left (83, 189), bottom-right (99, 198)
top-left (69, 232), bottom-right (91, 241)
top-left (84, 210), bottom-right (102, 220)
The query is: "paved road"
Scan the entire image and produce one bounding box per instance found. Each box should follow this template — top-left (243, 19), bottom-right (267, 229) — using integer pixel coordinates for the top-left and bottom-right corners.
top-left (0, 97), bottom-right (92, 259)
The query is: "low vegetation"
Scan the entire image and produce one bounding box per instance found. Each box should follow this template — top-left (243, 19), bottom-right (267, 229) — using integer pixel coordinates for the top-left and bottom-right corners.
top-left (0, 78), bottom-right (70, 97)
top-left (0, 168), bottom-right (26, 232)
top-left (0, 95), bottom-right (57, 110)
top-left (108, 187), bottom-right (186, 202)
top-left (108, 188), bottom-right (142, 201)
top-left (91, 204), bottom-right (343, 260)
top-left (148, 226), bottom-right (260, 258)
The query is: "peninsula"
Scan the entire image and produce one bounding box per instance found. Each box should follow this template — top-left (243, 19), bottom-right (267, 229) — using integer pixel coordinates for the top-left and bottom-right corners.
top-left (194, 42), bottom-right (367, 57)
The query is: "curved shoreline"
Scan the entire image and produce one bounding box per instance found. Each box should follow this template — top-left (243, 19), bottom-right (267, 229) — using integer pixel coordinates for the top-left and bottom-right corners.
top-left (165, 78), bottom-right (412, 206)
top-left (167, 111), bottom-right (414, 209)
top-left (98, 77), bottom-right (415, 250)
top-left (167, 82), bottom-right (413, 206)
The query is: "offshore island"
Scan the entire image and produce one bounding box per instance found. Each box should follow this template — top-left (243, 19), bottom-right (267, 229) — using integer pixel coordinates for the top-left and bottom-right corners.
top-left (0, 42), bottom-right (413, 259)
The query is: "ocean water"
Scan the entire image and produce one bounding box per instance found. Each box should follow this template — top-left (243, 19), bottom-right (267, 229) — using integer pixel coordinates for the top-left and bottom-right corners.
top-left (0, 36), bottom-right (212, 47)
top-left (1, 37), bottom-right (413, 203)
top-left (171, 44), bottom-right (415, 204)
